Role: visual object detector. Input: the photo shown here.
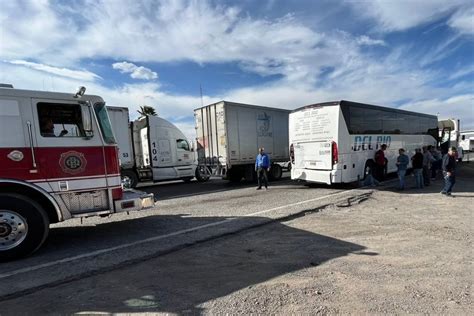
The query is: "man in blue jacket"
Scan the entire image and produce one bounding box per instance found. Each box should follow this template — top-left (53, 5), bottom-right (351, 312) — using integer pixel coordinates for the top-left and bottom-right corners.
top-left (396, 148), bottom-right (409, 190)
top-left (255, 147), bottom-right (270, 190)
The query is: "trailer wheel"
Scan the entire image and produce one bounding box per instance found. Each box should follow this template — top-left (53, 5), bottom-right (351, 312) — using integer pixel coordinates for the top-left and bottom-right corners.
top-left (195, 166), bottom-right (210, 182)
top-left (228, 169), bottom-right (243, 183)
top-left (0, 193), bottom-right (49, 262)
top-left (121, 170), bottom-right (138, 188)
top-left (270, 164), bottom-right (283, 180)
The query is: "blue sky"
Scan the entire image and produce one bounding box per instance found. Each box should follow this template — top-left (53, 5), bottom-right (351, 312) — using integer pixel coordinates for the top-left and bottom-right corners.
top-left (1, 0), bottom-right (473, 139)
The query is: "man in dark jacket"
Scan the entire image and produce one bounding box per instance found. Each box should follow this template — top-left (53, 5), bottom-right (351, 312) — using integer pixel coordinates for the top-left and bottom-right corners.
top-left (411, 148), bottom-right (424, 189)
top-left (374, 144), bottom-right (387, 181)
top-left (441, 147), bottom-right (457, 196)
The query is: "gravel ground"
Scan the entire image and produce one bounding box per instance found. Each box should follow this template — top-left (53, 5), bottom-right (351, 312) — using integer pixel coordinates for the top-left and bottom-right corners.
top-left (1, 164), bottom-right (472, 315)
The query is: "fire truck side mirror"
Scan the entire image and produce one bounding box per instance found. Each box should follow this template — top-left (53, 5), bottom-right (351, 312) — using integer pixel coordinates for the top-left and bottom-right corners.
top-left (81, 104), bottom-right (94, 138)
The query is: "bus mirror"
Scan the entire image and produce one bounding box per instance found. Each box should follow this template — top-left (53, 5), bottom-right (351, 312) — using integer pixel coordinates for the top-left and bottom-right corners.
top-left (81, 104), bottom-right (93, 138)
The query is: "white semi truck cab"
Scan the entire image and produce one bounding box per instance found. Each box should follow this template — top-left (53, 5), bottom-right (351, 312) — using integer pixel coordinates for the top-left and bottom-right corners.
top-left (108, 106), bottom-right (209, 188)
top-left (0, 85), bottom-right (154, 261)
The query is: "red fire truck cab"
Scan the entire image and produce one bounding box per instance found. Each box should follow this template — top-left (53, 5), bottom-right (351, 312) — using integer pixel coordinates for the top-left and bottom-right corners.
top-left (0, 85), bottom-right (155, 261)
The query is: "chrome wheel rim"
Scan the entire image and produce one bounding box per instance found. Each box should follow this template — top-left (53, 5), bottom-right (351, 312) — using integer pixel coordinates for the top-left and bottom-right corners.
top-left (0, 210), bottom-right (28, 251)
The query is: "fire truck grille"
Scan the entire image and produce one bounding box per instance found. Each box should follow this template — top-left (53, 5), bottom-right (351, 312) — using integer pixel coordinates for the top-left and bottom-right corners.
top-left (59, 190), bottom-right (109, 214)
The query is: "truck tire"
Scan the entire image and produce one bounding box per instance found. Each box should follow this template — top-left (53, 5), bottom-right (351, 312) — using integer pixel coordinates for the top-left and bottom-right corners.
top-left (270, 164), bottom-right (283, 180)
top-left (0, 193), bottom-right (50, 262)
top-left (121, 170), bottom-right (138, 188)
top-left (195, 166), bottom-right (210, 182)
top-left (228, 168), bottom-right (243, 183)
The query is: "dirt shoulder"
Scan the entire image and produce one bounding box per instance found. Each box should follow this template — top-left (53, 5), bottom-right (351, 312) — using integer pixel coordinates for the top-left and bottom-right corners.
top-left (2, 165), bottom-right (473, 315)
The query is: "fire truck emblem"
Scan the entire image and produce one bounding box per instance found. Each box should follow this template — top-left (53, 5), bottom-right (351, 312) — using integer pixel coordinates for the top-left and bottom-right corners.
top-left (59, 151), bottom-right (87, 174)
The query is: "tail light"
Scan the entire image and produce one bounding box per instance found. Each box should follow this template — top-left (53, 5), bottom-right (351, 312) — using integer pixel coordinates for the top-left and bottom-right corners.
top-left (112, 187), bottom-right (123, 200)
top-left (290, 144), bottom-right (294, 164)
top-left (331, 141), bottom-right (338, 165)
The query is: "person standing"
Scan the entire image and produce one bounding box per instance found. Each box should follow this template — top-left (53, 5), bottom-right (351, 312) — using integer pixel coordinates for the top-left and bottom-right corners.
top-left (255, 147), bottom-right (270, 190)
top-left (411, 148), bottom-right (424, 189)
top-left (429, 146), bottom-right (442, 179)
top-left (374, 144), bottom-right (387, 181)
top-left (396, 148), bottom-right (409, 190)
top-left (422, 146), bottom-right (434, 186)
top-left (441, 147), bottom-right (457, 196)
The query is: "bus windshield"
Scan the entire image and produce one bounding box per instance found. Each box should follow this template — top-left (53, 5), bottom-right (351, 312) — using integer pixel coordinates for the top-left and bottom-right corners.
top-left (94, 102), bottom-right (116, 144)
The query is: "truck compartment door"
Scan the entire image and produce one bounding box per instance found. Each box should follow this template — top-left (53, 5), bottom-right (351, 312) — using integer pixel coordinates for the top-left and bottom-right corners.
top-left (294, 141), bottom-right (332, 170)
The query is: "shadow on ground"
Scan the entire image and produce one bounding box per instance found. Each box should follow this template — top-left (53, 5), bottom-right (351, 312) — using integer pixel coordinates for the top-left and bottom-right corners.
top-left (1, 216), bottom-right (371, 315)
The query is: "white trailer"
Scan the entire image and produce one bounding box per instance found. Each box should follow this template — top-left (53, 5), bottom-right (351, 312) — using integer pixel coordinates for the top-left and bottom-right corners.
top-left (108, 106), bottom-right (208, 188)
top-left (460, 130), bottom-right (474, 152)
top-left (194, 101), bottom-right (290, 182)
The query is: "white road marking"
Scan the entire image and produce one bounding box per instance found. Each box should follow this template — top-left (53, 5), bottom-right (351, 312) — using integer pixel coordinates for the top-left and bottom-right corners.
top-left (0, 188), bottom-right (362, 280)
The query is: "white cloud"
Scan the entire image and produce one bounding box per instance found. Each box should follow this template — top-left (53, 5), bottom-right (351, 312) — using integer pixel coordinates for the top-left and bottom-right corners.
top-left (347, 0), bottom-right (470, 33)
top-left (112, 62), bottom-right (158, 80)
top-left (449, 65), bottom-right (474, 80)
top-left (356, 35), bottom-right (386, 46)
top-left (5, 60), bottom-right (101, 81)
top-left (0, 0), bottom-right (472, 137)
top-left (399, 95), bottom-right (474, 130)
top-left (448, 7), bottom-right (474, 35)
top-left (0, 1), bottom-right (322, 81)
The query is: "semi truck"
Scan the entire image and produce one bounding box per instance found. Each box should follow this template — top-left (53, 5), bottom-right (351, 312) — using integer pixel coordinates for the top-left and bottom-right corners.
top-left (108, 106), bottom-right (209, 188)
top-left (438, 118), bottom-right (463, 161)
top-left (0, 85), bottom-right (154, 261)
top-left (194, 101), bottom-right (290, 182)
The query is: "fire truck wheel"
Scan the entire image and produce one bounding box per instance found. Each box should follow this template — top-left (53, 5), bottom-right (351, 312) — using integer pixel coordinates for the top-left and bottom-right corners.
top-left (121, 170), bottom-right (138, 188)
top-left (0, 193), bottom-right (50, 261)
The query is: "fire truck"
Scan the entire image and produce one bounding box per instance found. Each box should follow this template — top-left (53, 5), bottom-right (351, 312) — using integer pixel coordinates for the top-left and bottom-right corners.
top-left (0, 84), bottom-right (155, 261)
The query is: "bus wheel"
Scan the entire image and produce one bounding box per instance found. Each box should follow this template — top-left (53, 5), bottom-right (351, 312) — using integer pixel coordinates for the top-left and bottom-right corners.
top-left (363, 161), bottom-right (373, 180)
top-left (0, 193), bottom-right (50, 262)
top-left (270, 164), bottom-right (283, 180)
top-left (121, 170), bottom-right (138, 189)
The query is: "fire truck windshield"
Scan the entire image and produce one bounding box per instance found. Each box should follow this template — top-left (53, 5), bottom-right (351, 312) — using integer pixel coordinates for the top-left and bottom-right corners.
top-left (93, 102), bottom-right (116, 144)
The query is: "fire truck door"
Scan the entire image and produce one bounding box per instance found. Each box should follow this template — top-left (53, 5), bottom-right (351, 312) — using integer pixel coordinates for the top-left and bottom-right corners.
top-left (32, 99), bottom-right (108, 194)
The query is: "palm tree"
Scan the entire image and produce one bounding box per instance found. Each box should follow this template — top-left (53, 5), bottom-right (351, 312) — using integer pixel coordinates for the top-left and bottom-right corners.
top-left (137, 105), bottom-right (157, 117)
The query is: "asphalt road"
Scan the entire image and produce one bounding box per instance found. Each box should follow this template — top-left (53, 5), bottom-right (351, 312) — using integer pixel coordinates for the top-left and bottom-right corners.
top-left (2, 166), bottom-right (472, 314)
top-left (0, 173), bottom-right (364, 299)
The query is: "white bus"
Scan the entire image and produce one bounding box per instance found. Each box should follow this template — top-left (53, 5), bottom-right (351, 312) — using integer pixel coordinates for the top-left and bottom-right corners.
top-left (289, 100), bottom-right (438, 184)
